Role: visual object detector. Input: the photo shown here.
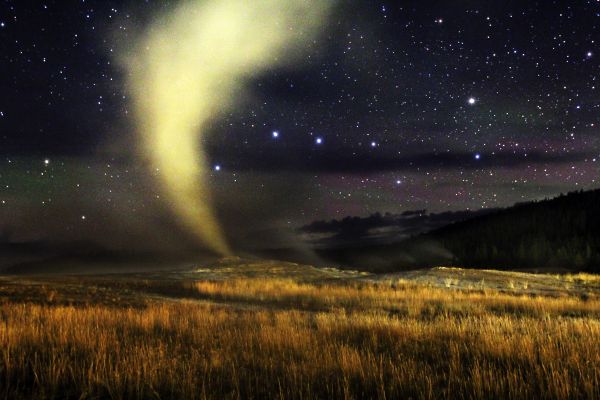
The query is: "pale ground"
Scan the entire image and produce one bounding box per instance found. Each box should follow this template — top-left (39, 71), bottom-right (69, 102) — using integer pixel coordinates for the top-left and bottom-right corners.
top-left (173, 257), bottom-right (600, 297)
top-left (375, 267), bottom-right (600, 296)
top-left (1, 257), bottom-right (598, 303)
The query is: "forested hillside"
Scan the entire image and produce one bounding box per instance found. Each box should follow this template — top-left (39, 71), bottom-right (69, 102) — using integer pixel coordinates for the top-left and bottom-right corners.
top-left (430, 190), bottom-right (600, 271)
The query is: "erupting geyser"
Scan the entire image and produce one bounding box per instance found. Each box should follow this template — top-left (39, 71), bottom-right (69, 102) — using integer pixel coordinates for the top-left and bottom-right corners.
top-left (123, 0), bottom-right (332, 255)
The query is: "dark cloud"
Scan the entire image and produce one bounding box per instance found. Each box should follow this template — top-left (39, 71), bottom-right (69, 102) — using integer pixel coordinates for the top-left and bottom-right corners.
top-left (209, 148), bottom-right (593, 173)
top-left (300, 208), bottom-right (496, 248)
top-left (0, 0), bottom-right (599, 273)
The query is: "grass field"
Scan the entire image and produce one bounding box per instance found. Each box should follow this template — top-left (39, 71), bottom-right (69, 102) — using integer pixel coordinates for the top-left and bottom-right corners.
top-left (0, 261), bottom-right (598, 399)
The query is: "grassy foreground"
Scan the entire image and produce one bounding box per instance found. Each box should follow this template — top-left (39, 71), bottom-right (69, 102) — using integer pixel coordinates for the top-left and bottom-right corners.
top-left (0, 269), bottom-right (599, 399)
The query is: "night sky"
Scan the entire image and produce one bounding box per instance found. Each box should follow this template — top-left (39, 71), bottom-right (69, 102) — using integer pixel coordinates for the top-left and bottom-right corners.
top-left (1, 1), bottom-right (599, 260)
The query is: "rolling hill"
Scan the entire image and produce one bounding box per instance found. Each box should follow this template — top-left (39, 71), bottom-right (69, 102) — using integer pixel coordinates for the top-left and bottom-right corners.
top-left (315, 189), bottom-right (600, 272)
top-left (430, 189), bottom-right (600, 271)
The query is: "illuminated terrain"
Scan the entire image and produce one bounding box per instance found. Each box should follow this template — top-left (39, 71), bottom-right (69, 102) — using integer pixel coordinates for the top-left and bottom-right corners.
top-left (0, 260), bottom-right (598, 399)
top-left (2, 1), bottom-right (600, 398)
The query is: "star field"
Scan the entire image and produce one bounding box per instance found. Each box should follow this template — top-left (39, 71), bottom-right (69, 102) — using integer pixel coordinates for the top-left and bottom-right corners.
top-left (0, 0), bottom-right (599, 252)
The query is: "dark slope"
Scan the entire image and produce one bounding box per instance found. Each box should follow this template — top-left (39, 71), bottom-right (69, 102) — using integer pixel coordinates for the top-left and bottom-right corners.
top-left (429, 189), bottom-right (600, 271)
top-left (314, 189), bottom-right (600, 272)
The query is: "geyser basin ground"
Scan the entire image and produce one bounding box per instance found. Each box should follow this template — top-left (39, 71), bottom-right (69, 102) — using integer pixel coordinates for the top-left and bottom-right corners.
top-left (0, 260), bottom-right (598, 399)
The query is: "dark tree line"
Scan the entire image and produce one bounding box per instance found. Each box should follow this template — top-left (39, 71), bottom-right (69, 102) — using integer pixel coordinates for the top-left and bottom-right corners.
top-left (429, 189), bottom-right (600, 272)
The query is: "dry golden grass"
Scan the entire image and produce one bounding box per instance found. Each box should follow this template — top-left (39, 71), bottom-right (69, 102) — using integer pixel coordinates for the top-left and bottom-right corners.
top-left (560, 273), bottom-right (600, 284)
top-left (188, 278), bottom-right (600, 318)
top-left (0, 274), bottom-right (598, 399)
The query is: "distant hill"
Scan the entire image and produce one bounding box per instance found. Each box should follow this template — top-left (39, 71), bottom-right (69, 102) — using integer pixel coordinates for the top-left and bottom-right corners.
top-left (300, 208), bottom-right (496, 247)
top-left (0, 240), bottom-right (216, 274)
top-left (313, 189), bottom-right (600, 272)
top-left (428, 189), bottom-right (600, 272)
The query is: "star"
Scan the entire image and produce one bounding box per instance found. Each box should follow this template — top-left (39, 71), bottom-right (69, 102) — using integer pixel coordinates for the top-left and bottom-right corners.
top-left (0, 0), bottom-right (598, 257)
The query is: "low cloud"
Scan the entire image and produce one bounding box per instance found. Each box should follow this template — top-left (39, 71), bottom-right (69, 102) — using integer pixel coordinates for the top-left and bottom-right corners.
top-left (300, 209), bottom-right (496, 248)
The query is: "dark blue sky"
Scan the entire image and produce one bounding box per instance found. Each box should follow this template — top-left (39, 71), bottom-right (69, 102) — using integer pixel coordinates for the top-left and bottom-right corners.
top-left (0, 0), bottom-right (599, 254)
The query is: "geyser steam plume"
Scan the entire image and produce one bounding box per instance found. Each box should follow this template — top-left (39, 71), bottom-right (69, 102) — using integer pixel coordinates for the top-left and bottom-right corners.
top-left (124, 0), bottom-right (331, 255)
